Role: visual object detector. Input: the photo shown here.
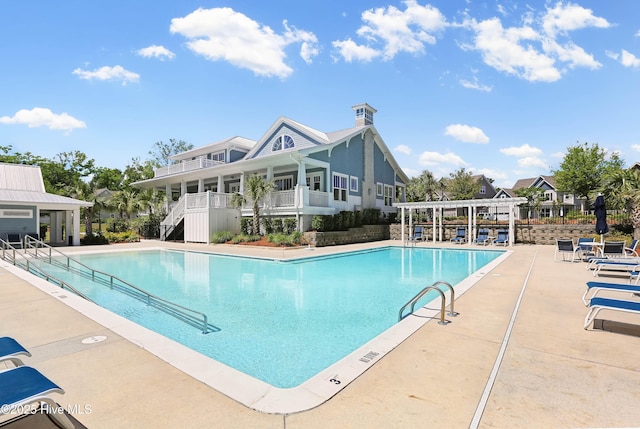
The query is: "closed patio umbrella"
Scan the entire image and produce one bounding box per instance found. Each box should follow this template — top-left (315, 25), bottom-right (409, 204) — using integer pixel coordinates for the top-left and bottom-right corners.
top-left (593, 194), bottom-right (609, 242)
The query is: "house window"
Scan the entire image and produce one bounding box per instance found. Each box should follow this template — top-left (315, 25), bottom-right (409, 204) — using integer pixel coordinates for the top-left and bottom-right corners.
top-left (376, 182), bottom-right (383, 197)
top-left (306, 174), bottom-right (322, 191)
top-left (544, 192), bottom-right (553, 201)
top-left (384, 185), bottom-right (393, 206)
top-left (480, 185), bottom-right (486, 195)
top-left (274, 176), bottom-right (293, 191)
top-left (350, 176), bottom-right (359, 192)
top-left (208, 151), bottom-right (225, 162)
top-left (333, 173), bottom-right (348, 201)
top-left (272, 135), bottom-right (295, 151)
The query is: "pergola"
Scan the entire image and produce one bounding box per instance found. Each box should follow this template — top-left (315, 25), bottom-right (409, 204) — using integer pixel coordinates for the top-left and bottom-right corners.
top-left (393, 197), bottom-right (528, 246)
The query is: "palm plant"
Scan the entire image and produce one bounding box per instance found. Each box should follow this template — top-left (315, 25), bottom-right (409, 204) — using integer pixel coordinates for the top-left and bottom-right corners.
top-left (230, 175), bottom-right (275, 235)
top-left (602, 168), bottom-right (640, 239)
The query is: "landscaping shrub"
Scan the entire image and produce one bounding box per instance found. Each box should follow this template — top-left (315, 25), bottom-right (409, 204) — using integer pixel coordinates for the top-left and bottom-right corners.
top-left (240, 218), bottom-right (253, 235)
top-left (80, 232), bottom-right (108, 245)
top-left (103, 231), bottom-right (140, 243)
top-left (362, 208), bottom-right (380, 225)
top-left (211, 231), bottom-right (235, 244)
top-left (262, 217), bottom-right (274, 234)
top-left (272, 218), bottom-right (284, 234)
top-left (284, 218), bottom-right (297, 234)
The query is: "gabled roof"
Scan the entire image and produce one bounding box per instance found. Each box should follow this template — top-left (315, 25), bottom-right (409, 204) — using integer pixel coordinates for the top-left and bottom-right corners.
top-left (170, 136), bottom-right (256, 161)
top-left (0, 162), bottom-right (45, 192)
top-left (0, 162), bottom-right (92, 208)
top-left (494, 188), bottom-right (516, 198)
top-left (512, 175), bottom-right (556, 190)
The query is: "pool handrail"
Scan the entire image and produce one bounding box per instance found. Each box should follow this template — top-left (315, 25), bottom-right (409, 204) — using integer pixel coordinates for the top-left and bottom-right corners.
top-left (21, 236), bottom-right (216, 334)
top-left (0, 238), bottom-right (92, 301)
top-left (398, 281), bottom-right (458, 324)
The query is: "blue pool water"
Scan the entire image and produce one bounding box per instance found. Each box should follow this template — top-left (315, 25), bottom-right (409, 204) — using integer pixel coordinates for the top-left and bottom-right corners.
top-left (42, 246), bottom-right (502, 387)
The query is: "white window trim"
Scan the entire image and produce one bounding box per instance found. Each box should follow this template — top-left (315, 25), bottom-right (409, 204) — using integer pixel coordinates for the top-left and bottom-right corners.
top-left (306, 172), bottom-right (323, 191)
top-left (376, 182), bottom-right (383, 197)
top-left (384, 184), bottom-right (393, 206)
top-left (333, 172), bottom-right (348, 202)
top-left (350, 176), bottom-right (359, 192)
top-left (0, 209), bottom-right (33, 218)
top-left (273, 175), bottom-right (294, 191)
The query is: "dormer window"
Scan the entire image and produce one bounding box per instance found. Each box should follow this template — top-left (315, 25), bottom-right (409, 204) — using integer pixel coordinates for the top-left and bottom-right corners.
top-left (272, 135), bottom-right (295, 151)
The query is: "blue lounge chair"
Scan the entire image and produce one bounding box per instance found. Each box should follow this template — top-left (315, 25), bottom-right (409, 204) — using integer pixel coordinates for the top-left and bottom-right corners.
top-left (450, 227), bottom-right (466, 244)
top-left (590, 259), bottom-right (640, 277)
top-left (584, 296), bottom-right (640, 330)
top-left (625, 239), bottom-right (639, 256)
top-left (408, 225), bottom-right (426, 244)
top-left (582, 281), bottom-right (640, 305)
top-left (0, 336), bottom-right (31, 367)
top-left (493, 229), bottom-right (509, 246)
top-left (554, 239), bottom-right (582, 262)
top-left (0, 366), bottom-right (74, 429)
top-left (474, 228), bottom-right (490, 245)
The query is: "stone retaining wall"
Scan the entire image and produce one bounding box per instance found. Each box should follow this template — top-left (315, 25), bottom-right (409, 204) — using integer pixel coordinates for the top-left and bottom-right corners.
top-left (304, 225), bottom-right (389, 247)
top-left (390, 223), bottom-right (599, 245)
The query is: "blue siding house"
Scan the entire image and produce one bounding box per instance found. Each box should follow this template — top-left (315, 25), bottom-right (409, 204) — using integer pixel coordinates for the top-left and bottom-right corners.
top-left (134, 104), bottom-right (409, 242)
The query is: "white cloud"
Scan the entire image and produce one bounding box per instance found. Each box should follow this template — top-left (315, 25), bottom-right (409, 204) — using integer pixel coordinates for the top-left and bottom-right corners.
top-left (619, 49), bottom-right (640, 69)
top-left (394, 144), bottom-right (412, 155)
top-left (632, 144), bottom-right (640, 152)
top-left (332, 0), bottom-right (447, 62)
top-left (471, 167), bottom-right (508, 182)
top-left (170, 8), bottom-right (318, 79)
top-left (402, 167), bottom-right (422, 178)
top-left (459, 77), bottom-right (492, 92)
top-left (517, 156), bottom-right (549, 169)
top-left (72, 65), bottom-right (140, 85)
top-left (136, 45), bottom-right (176, 60)
top-left (444, 124), bottom-right (489, 143)
top-left (499, 143), bottom-right (543, 157)
top-left (332, 39), bottom-right (380, 62)
top-left (418, 151), bottom-right (466, 166)
top-left (462, 2), bottom-right (608, 82)
top-left (550, 151), bottom-right (565, 159)
top-left (0, 107), bottom-right (86, 132)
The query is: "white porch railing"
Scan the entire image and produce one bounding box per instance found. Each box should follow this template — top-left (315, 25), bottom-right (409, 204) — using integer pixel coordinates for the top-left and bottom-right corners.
top-left (154, 157), bottom-right (222, 177)
top-left (309, 190), bottom-right (329, 207)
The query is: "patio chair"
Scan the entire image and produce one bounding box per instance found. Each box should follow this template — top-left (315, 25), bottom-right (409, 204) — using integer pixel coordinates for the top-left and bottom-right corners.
top-left (473, 228), bottom-right (491, 245)
top-left (0, 336), bottom-right (31, 367)
top-left (584, 296), bottom-right (640, 330)
top-left (493, 229), bottom-right (509, 246)
top-left (450, 227), bottom-right (466, 244)
top-left (0, 366), bottom-right (74, 429)
top-left (554, 239), bottom-right (582, 262)
top-left (582, 281), bottom-right (640, 305)
top-left (6, 233), bottom-right (22, 248)
top-left (590, 259), bottom-right (640, 278)
top-left (602, 241), bottom-right (626, 258)
top-left (577, 237), bottom-right (596, 259)
top-left (408, 225), bottom-right (426, 244)
top-left (625, 239), bottom-right (639, 256)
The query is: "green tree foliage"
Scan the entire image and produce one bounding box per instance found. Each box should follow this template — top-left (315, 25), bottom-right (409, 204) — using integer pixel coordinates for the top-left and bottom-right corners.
top-left (230, 175), bottom-right (275, 235)
top-left (447, 168), bottom-right (481, 200)
top-left (602, 168), bottom-right (640, 239)
top-left (148, 138), bottom-right (193, 167)
top-left (406, 170), bottom-right (439, 202)
top-left (514, 187), bottom-right (545, 218)
top-left (90, 167), bottom-right (124, 190)
top-left (552, 142), bottom-right (625, 208)
top-left (122, 157), bottom-right (155, 188)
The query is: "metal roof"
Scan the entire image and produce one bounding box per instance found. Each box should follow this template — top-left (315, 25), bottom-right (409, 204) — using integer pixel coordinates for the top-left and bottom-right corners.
top-left (0, 163), bottom-right (93, 209)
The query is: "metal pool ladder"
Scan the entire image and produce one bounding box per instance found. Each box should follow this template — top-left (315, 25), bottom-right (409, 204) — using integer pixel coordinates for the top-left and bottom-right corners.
top-left (7, 236), bottom-right (217, 334)
top-left (398, 281), bottom-right (459, 324)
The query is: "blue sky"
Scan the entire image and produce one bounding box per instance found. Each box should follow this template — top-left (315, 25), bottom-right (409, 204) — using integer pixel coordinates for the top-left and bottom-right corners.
top-left (1, 1), bottom-right (638, 189)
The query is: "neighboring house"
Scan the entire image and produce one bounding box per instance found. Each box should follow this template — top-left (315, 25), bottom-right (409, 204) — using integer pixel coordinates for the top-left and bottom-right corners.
top-left (0, 162), bottom-right (92, 246)
top-left (496, 175), bottom-right (585, 219)
top-left (134, 104), bottom-right (410, 243)
top-left (94, 188), bottom-right (117, 222)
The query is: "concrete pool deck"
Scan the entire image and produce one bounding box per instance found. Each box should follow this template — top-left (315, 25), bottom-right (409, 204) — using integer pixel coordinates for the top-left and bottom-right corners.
top-left (2, 240), bottom-right (640, 428)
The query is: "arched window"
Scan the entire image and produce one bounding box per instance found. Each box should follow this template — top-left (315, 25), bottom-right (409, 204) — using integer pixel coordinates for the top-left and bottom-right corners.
top-left (272, 135), bottom-right (295, 151)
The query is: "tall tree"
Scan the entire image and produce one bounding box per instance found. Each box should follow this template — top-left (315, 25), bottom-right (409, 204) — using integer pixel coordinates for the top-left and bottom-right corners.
top-left (230, 175), bottom-right (275, 235)
top-left (515, 187), bottom-right (545, 219)
top-left (90, 167), bottom-right (124, 190)
top-left (406, 170), bottom-right (439, 202)
top-left (552, 142), bottom-right (625, 210)
top-left (602, 168), bottom-right (640, 239)
top-left (148, 139), bottom-right (193, 167)
top-left (447, 168), bottom-right (480, 200)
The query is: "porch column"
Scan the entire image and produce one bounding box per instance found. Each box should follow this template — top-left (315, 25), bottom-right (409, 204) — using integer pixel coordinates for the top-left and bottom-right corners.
top-left (198, 178), bottom-right (204, 193)
top-left (165, 183), bottom-right (172, 211)
top-left (509, 202), bottom-right (516, 246)
top-left (217, 175), bottom-right (224, 193)
top-left (467, 205), bottom-right (473, 244)
top-left (239, 172), bottom-right (244, 193)
top-left (266, 166), bottom-right (273, 181)
top-left (181, 181), bottom-right (187, 196)
top-left (297, 161), bottom-right (306, 186)
top-left (72, 208), bottom-right (81, 246)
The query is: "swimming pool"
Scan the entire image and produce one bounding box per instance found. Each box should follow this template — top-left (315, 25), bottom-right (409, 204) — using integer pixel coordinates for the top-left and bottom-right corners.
top-left (40, 246), bottom-right (503, 388)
